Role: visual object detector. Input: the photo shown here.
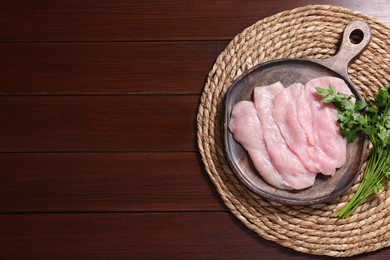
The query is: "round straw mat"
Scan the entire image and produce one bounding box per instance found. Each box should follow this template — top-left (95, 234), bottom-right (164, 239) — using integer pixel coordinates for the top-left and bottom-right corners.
top-left (197, 5), bottom-right (390, 257)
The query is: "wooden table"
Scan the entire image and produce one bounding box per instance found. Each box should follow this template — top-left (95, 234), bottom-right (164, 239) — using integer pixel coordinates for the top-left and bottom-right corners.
top-left (1, 1), bottom-right (389, 259)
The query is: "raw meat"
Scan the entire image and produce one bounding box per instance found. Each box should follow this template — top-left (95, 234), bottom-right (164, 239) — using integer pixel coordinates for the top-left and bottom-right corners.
top-left (273, 83), bottom-right (318, 172)
top-left (229, 100), bottom-right (292, 189)
top-left (254, 82), bottom-right (317, 190)
top-left (305, 76), bottom-right (351, 175)
top-left (228, 76), bottom-right (350, 190)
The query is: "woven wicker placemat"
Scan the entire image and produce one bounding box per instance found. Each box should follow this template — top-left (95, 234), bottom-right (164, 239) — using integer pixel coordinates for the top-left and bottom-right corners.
top-left (197, 5), bottom-right (390, 257)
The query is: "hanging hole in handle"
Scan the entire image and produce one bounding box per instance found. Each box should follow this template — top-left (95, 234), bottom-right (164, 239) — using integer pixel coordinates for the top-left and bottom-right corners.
top-left (349, 29), bottom-right (364, 44)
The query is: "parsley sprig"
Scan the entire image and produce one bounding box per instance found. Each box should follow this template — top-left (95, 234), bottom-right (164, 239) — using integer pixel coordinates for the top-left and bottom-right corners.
top-left (316, 86), bottom-right (390, 218)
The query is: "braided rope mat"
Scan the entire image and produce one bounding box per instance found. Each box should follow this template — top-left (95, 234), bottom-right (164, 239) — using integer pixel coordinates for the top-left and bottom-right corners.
top-left (197, 5), bottom-right (390, 257)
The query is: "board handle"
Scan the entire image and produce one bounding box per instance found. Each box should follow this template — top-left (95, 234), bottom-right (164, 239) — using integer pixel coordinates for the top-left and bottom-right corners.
top-left (318, 20), bottom-right (371, 78)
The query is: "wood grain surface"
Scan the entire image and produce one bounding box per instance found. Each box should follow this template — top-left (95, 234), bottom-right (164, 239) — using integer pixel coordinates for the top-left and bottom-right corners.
top-left (0, 152), bottom-right (223, 212)
top-left (1, 0), bottom-right (390, 41)
top-left (0, 96), bottom-right (198, 151)
top-left (0, 213), bottom-right (335, 260)
top-left (0, 42), bottom-right (227, 94)
top-left (1, 0), bottom-right (390, 259)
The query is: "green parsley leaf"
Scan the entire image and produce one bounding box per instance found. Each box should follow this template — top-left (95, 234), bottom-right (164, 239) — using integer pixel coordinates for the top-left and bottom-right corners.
top-left (316, 86), bottom-right (390, 218)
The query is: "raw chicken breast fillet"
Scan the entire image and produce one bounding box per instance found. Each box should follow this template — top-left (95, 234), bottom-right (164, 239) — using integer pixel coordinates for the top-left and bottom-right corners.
top-left (254, 82), bottom-right (317, 190)
top-left (229, 100), bottom-right (292, 190)
top-left (228, 76), bottom-right (351, 191)
top-left (305, 76), bottom-right (352, 175)
top-left (273, 83), bottom-right (318, 172)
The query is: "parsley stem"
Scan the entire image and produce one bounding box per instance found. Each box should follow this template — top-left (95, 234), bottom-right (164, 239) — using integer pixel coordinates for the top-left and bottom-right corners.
top-left (335, 147), bottom-right (388, 218)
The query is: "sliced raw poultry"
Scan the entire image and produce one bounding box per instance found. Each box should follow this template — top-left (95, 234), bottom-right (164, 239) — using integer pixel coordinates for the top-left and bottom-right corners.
top-left (273, 83), bottom-right (318, 172)
top-left (254, 82), bottom-right (317, 190)
top-left (295, 82), bottom-right (316, 147)
top-left (229, 100), bottom-right (292, 190)
top-left (305, 76), bottom-right (352, 175)
top-left (228, 76), bottom-right (351, 190)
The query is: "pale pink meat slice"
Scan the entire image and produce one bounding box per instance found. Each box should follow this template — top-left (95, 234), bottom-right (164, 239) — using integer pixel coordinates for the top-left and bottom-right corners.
top-left (273, 83), bottom-right (318, 172)
top-left (296, 83), bottom-right (315, 147)
top-left (305, 76), bottom-right (352, 175)
top-left (229, 101), bottom-right (291, 190)
top-left (254, 82), bottom-right (317, 190)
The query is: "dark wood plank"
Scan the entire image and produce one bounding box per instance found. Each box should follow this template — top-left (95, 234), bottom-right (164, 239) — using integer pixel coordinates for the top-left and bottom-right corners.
top-left (0, 152), bottom-right (223, 212)
top-left (0, 96), bottom-right (198, 152)
top-left (0, 212), bottom-right (389, 259)
top-left (1, 0), bottom-right (390, 42)
top-left (0, 42), bottom-right (226, 95)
